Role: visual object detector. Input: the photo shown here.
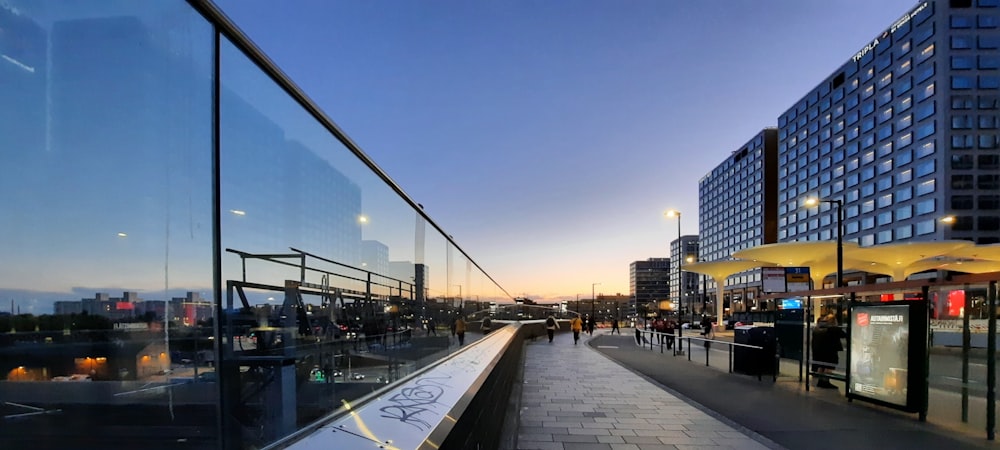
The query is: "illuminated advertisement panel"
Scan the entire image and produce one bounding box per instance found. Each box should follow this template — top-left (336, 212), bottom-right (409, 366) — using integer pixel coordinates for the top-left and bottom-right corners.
top-left (848, 304), bottom-right (915, 409)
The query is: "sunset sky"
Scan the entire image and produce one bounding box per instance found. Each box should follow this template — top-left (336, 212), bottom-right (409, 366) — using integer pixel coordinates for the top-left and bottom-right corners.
top-left (216, 0), bottom-right (919, 302)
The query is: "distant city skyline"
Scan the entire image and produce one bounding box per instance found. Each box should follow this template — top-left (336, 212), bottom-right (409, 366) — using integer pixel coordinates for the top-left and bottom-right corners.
top-left (214, 0), bottom-right (919, 301)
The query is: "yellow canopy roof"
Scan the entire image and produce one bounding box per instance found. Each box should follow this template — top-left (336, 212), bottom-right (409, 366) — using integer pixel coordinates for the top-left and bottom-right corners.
top-left (683, 260), bottom-right (765, 282)
top-left (850, 240), bottom-right (974, 280)
top-left (942, 243), bottom-right (1000, 261)
top-left (731, 241), bottom-right (861, 283)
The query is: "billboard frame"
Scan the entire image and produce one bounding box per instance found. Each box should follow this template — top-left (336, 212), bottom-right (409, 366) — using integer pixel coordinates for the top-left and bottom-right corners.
top-left (846, 299), bottom-right (929, 417)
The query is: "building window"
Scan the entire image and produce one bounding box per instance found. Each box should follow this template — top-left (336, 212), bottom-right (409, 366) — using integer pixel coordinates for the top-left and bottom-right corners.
top-left (952, 114), bottom-right (974, 129)
top-left (878, 193), bottom-right (893, 208)
top-left (951, 15), bottom-right (975, 28)
top-left (980, 154), bottom-right (1000, 169)
top-left (980, 217), bottom-right (1000, 231)
top-left (897, 204), bottom-right (914, 220)
top-left (916, 219), bottom-right (936, 235)
top-left (916, 141), bottom-right (936, 158)
top-left (979, 174), bottom-right (1000, 190)
top-left (916, 179), bottom-right (936, 196)
top-left (916, 101), bottom-right (936, 121)
top-left (917, 82), bottom-right (936, 101)
top-left (897, 186), bottom-right (914, 202)
top-left (952, 95), bottom-right (975, 109)
top-left (980, 76), bottom-right (1000, 89)
top-left (952, 195), bottom-right (975, 209)
top-left (980, 55), bottom-right (1000, 69)
top-left (896, 224), bottom-right (913, 240)
top-left (952, 35), bottom-right (974, 49)
top-left (952, 174), bottom-right (975, 189)
top-left (953, 135), bottom-right (974, 149)
top-left (952, 154), bottom-right (975, 169)
top-left (896, 169), bottom-right (913, 184)
top-left (980, 195), bottom-right (1000, 209)
top-left (915, 122), bottom-right (936, 140)
top-left (916, 199), bottom-right (937, 215)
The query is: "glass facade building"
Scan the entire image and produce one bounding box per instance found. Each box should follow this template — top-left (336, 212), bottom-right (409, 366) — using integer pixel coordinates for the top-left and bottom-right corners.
top-left (0, 1), bottom-right (511, 449)
top-left (668, 236), bottom-right (702, 317)
top-left (629, 258), bottom-right (670, 318)
top-left (698, 0), bottom-right (1000, 298)
top-left (697, 129), bottom-right (778, 311)
top-left (777, 0), bottom-right (1000, 253)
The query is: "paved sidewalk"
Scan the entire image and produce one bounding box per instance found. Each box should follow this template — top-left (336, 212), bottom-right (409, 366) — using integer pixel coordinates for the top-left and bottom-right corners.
top-left (516, 330), bottom-right (778, 450)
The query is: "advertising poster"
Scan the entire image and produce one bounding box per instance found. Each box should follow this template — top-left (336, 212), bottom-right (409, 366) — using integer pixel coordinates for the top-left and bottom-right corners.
top-left (848, 305), bottom-right (910, 407)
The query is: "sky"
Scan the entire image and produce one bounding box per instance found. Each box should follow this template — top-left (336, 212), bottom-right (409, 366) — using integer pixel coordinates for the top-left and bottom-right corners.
top-left (213, 0), bottom-right (921, 302)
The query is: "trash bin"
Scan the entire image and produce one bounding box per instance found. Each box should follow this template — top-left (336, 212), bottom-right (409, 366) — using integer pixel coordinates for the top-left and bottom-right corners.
top-left (733, 325), bottom-right (777, 375)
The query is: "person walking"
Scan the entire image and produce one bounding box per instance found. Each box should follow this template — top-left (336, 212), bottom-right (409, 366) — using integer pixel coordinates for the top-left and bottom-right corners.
top-left (610, 317), bottom-right (620, 335)
top-left (426, 317), bottom-right (436, 336)
top-left (664, 319), bottom-right (676, 350)
top-left (653, 317), bottom-right (666, 345)
top-left (545, 315), bottom-right (559, 342)
top-left (455, 317), bottom-right (467, 346)
top-left (587, 315), bottom-right (596, 336)
top-left (570, 315), bottom-right (583, 345)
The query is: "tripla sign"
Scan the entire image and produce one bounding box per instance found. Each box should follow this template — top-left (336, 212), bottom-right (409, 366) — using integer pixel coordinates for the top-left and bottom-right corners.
top-left (852, 2), bottom-right (929, 63)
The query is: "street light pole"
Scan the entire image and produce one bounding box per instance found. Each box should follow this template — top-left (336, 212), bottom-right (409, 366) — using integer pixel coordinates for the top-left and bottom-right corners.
top-left (805, 198), bottom-right (844, 288)
top-left (591, 282), bottom-right (601, 319)
top-left (665, 210), bottom-right (684, 323)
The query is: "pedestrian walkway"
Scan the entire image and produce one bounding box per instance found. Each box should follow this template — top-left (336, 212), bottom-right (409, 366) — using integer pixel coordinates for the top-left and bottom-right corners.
top-left (516, 330), bottom-right (777, 450)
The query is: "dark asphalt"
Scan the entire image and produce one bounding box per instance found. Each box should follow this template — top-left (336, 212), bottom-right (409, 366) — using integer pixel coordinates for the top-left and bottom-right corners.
top-left (589, 333), bottom-right (997, 450)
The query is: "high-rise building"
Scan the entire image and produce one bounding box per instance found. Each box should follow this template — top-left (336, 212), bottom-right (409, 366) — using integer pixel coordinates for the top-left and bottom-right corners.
top-left (776, 0), bottom-right (1000, 260)
top-left (629, 258), bottom-right (670, 319)
top-left (699, 1), bottom-right (1000, 297)
top-left (698, 129), bottom-right (779, 309)
top-left (669, 235), bottom-right (702, 318)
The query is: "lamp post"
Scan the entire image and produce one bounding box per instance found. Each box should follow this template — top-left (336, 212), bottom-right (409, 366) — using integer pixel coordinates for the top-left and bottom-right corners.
top-left (591, 283), bottom-right (601, 319)
top-left (665, 209), bottom-right (684, 322)
top-left (805, 198), bottom-right (844, 288)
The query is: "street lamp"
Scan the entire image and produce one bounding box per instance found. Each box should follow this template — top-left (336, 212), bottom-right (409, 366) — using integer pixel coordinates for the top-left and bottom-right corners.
top-left (805, 197), bottom-right (844, 288)
top-left (665, 209), bottom-right (684, 322)
top-left (591, 283), bottom-right (601, 318)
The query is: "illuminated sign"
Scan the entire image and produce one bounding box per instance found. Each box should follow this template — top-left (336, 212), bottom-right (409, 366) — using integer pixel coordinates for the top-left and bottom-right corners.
top-left (849, 305), bottom-right (910, 407)
top-left (852, 2), bottom-right (929, 63)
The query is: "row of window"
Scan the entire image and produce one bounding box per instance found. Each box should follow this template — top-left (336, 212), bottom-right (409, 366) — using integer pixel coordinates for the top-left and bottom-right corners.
top-left (952, 194), bottom-right (1000, 209)
top-left (951, 154), bottom-right (1000, 169)
top-left (950, 13), bottom-right (1000, 28)
top-left (951, 94), bottom-right (1000, 108)
top-left (780, 218), bottom-right (940, 244)
top-left (951, 174), bottom-right (1000, 189)
top-left (951, 54), bottom-right (1000, 69)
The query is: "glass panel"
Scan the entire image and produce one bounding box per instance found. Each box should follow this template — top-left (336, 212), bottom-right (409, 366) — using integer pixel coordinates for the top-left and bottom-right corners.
top-left (0, 1), bottom-right (215, 448)
top-left (217, 36), bottom-right (507, 448)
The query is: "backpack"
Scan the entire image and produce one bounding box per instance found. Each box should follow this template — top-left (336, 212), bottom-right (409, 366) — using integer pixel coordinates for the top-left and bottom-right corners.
top-left (546, 317), bottom-right (556, 327)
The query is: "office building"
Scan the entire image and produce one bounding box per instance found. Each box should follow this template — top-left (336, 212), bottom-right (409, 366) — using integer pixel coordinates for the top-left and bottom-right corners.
top-left (697, 129), bottom-right (779, 311)
top-left (699, 1), bottom-right (1000, 298)
top-left (629, 258), bottom-right (670, 318)
top-left (669, 235), bottom-right (702, 318)
top-left (777, 0), bottom-right (1000, 265)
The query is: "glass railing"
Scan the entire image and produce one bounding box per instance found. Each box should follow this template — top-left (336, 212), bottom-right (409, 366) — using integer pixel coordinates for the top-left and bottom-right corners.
top-left (0, 1), bottom-right (512, 448)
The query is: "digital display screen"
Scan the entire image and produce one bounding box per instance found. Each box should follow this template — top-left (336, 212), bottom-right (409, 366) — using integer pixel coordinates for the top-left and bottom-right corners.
top-left (780, 299), bottom-right (802, 309)
top-left (848, 305), bottom-right (910, 407)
